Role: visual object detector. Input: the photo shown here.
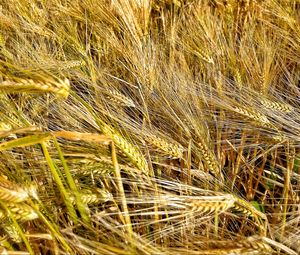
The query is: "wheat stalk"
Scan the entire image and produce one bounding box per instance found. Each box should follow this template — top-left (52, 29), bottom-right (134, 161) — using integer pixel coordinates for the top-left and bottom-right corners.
top-left (53, 130), bottom-right (112, 144)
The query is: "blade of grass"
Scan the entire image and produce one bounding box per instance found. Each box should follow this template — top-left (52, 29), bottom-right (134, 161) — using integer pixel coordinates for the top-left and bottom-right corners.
top-left (0, 126), bottom-right (42, 139)
top-left (40, 141), bottom-right (78, 224)
top-left (0, 133), bottom-right (50, 151)
top-left (53, 130), bottom-right (111, 143)
top-left (52, 136), bottom-right (90, 223)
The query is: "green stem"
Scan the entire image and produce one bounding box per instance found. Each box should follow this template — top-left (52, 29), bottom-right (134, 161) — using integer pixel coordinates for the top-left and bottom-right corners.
top-left (41, 141), bottom-right (78, 224)
top-left (53, 136), bottom-right (90, 223)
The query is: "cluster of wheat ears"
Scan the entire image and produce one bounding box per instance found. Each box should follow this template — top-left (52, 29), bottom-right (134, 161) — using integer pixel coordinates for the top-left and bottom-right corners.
top-left (0, 0), bottom-right (299, 254)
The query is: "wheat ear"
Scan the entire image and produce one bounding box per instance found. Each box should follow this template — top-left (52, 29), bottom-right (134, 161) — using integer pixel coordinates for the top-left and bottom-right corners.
top-left (70, 160), bottom-right (115, 176)
top-left (5, 203), bottom-right (38, 222)
top-left (58, 60), bottom-right (85, 70)
top-left (157, 194), bottom-right (235, 214)
top-left (185, 194), bottom-right (235, 214)
top-left (53, 130), bottom-right (111, 143)
top-left (71, 156), bottom-right (138, 176)
top-left (232, 196), bottom-right (267, 234)
top-left (260, 98), bottom-right (293, 113)
top-left (232, 196), bottom-right (267, 220)
top-left (72, 93), bottom-right (148, 172)
top-left (193, 48), bottom-right (214, 64)
top-left (0, 77), bottom-right (70, 98)
top-left (102, 125), bottom-right (148, 172)
top-left (193, 236), bottom-right (272, 254)
top-left (105, 89), bottom-right (136, 107)
top-left (69, 190), bottom-right (112, 205)
top-left (146, 134), bottom-right (185, 158)
top-left (197, 140), bottom-right (222, 179)
top-left (2, 224), bottom-right (23, 243)
top-left (0, 176), bottom-right (32, 203)
top-left (232, 106), bottom-right (270, 126)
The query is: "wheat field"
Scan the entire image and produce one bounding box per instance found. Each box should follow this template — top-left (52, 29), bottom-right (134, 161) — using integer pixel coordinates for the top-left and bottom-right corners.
top-left (0, 0), bottom-right (300, 254)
